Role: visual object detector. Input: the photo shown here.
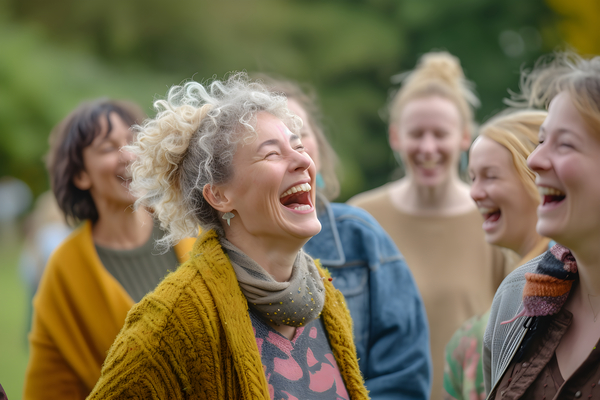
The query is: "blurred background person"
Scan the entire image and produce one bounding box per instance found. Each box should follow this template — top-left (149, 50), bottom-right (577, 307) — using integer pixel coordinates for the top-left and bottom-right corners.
top-left (88, 74), bottom-right (369, 398)
top-left (260, 75), bottom-right (432, 399)
top-left (19, 191), bottom-right (71, 337)
top-left (443, 109), bottom-right (551, 400)
top-left (24, 99), bottom-right (195, 399)
top-left (485, 52), bottom-right (600, 399)
top-left (349, 51), bottom-right (516, 399)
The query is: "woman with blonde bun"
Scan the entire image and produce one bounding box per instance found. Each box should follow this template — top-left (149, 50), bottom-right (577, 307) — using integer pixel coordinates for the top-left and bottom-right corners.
top-left (349, 51), bottom-right (515, 399)
top-left (484, 53), bottom-right (600, 399)
top-left (443, 109), bottom-right (552, 400)
top-left (88, 73), bottom-right (368, 399)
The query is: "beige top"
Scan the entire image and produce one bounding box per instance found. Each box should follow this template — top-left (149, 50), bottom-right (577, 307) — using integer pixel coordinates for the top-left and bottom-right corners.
top-left (349, 184), bottom-right (515, 400)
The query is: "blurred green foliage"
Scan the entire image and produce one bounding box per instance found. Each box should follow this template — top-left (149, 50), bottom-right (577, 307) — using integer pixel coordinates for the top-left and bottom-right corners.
top-left (1, 0), bottom-right (560, 201)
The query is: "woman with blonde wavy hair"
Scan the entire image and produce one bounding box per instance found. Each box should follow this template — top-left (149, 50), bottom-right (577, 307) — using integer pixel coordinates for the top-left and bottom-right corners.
top-left (88, 73), bottom-right (368, 399)
top-left (484, 52), bottom-right (600, 399)
top-left (349, 51), bottom-right (514, 398)
top-left (443, 109), bottom-right (551, 400)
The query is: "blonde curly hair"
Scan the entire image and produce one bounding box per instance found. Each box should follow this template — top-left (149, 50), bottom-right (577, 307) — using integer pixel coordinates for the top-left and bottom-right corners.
top-left (128, 73), bottom-right (300, 248)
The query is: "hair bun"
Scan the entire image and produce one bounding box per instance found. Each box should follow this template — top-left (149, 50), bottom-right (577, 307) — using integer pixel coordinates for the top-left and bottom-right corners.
top-left (414, 51), bottom-right (465, 87)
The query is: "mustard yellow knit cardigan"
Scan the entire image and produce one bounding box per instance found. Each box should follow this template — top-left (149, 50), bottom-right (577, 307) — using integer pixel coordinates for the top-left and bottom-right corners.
top-left (25, 221), bottom-right (195, 400)
top-left (87, 229), bottom-right (369, 399)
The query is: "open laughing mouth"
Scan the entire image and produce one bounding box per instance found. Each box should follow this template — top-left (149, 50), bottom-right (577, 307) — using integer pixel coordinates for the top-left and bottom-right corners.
top-left (280, 183), bottom-right (313, 211)
top-left (539, 186), bottom-right (566, 206)
top-left (479, 207), bottom-right (501, 227)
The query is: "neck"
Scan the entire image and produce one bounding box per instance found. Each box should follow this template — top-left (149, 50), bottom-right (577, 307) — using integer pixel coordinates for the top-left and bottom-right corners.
top-left (571, 243), bottom-right (600, 297)
top-left (92, 204), bottom-right (154, 249)
top-left (224, 230), bottom-right (305, 282)
top-left (390, 175), bottom-right (475, 216)
top-left (515, 232), bottom-right (547, 260)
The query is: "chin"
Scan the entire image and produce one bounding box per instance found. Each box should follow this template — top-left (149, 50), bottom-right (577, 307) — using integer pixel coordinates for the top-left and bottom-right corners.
top-left (290, 219), bottom-right (322, 240)
top-left (536, 220), bottom-right (563, 244)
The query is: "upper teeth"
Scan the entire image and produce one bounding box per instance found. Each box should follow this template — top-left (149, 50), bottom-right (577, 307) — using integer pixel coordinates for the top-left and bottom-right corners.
top-left (479, 207), bottom-right (499, 215)
top-left (280, 183), bottom-right (311, 198)
top-left (538, 187), bottom-right (565, 196)
top-left (421, 161), bottom-right (437, 168)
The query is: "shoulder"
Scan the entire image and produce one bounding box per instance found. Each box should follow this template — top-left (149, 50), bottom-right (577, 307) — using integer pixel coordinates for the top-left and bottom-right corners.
top-left (47, 222), bottom-right (91, 261)
top-left (346, 184), bottom-right (391, 209)
top-left (329, 202), bottom-right (404, 262)
top-left (329, 203), bottom-right (386, 233)
top-left (494, 254), bottom-right (541, 300)
top-left (485, 255), bottom-right (542, 344)
top-left (39, 222), bottom-right (97, 289)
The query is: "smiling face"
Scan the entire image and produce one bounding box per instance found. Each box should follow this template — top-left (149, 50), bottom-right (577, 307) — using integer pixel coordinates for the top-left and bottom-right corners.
top-left (287, 99), bottom-right (320, 172)
top-left (74, 112), bottom-right (136, 212)
top-left (469, 136), bottom-right (540, 254)
top-left (390, 95), bottom-right (471, 188)
top-left (217, 111), bottom-right (321, 242)
top-left (527, 92), bottom-right (600, 249)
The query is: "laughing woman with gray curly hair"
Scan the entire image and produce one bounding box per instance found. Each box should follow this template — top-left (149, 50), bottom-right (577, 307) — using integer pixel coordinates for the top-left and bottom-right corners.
top-left (88, 73), bottom-right (369, 399)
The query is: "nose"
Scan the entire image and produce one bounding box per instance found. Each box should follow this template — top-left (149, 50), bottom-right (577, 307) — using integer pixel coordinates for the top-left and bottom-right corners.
top-left (527, 143), bottom-right (549, 173)
top-left (469, 178), bottom-right (486, 202)
top-left (288, 148), bottom-right (312, 173)
top-left (419, 132), bottom-right (437, 154)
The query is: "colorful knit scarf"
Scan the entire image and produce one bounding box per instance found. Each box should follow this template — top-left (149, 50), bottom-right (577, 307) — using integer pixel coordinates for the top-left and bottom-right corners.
top-left (502, 244), bottom-right (578, 324)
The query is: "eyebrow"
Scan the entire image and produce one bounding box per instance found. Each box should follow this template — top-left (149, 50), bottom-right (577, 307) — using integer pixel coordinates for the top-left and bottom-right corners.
top-left (539, 126), bottom-right (577, 136)
top-left (256, 134), bottom-right (301, 151)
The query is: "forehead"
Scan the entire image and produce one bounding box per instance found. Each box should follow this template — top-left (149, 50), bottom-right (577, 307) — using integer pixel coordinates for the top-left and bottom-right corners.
top-left (543, 92), bottom-right (589, 134)
top-left (254, 111), bottom-right (292, 139)
top-left (90, 112), bottom-right (130, 143)
top-left (469, 136), bottom-right (512, 167)
top-left (400, 96), bottom-right (461, 127)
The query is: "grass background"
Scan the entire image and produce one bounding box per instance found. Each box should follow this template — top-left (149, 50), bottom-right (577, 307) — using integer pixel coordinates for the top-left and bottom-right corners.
top-left (0, 229), bottom-right (29, 400)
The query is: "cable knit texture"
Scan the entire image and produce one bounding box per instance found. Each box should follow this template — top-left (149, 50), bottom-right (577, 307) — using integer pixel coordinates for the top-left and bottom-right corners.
top-left (24, 221), bottom-right (195, 400)
top-left (87, 229), bottom-right (368, 399)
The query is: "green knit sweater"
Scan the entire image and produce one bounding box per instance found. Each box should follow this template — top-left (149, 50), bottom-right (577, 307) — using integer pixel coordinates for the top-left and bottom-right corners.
top-left (87, 229), bottom-right (369, 399)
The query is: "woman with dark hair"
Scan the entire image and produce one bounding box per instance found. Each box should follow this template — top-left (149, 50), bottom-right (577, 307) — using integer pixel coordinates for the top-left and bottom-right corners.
top-left (484, 52), bottom-right (600, 399)
top-left (24, 99), bottom-right (194, 399)
top-left (259, 75), bottom-right (432, 400)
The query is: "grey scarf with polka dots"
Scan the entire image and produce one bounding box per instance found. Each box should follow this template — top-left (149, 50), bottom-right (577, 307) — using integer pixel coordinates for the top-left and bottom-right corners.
top-left (219, 238), bottom-right (325, 327)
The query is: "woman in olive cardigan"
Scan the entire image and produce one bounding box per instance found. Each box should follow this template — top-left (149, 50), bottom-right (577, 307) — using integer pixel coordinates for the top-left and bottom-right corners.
top-left (88, 73), bottom-right (368, 399)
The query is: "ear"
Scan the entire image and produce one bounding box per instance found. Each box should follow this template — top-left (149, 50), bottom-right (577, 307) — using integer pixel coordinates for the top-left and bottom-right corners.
top-left (202, 183), bottom-right (233, 213)
top-left (73, 170), bottom-right (92, 191)
top-left (460, 127), bottom-right (472, 151)
top-left (389, 124), bottom-right (401, 152)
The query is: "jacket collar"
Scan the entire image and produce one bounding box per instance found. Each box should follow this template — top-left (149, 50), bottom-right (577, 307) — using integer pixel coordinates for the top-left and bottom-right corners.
top-left (313, 193), bottom-right (346, 266)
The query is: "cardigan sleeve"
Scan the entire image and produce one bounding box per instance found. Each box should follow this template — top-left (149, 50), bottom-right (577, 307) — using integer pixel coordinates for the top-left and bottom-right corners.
top-left (25, 314), bottom-right (88, 400)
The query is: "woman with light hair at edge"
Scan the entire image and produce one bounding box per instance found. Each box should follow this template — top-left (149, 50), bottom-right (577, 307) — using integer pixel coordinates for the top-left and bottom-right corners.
top-left (349, 51), bottom-right (515, 399)
top-left (443, 108), bottom-right (552, 400)
top-left (483, 52), bottom-right (600, 399)
top-left (258, 74), bottom-right (431, 400)
top-left (88, 73), bottom-right (369, 399)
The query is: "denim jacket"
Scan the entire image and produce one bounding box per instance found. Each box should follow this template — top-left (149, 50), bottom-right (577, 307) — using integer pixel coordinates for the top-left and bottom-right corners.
top-left (304, 196), bottom-right (432, 400)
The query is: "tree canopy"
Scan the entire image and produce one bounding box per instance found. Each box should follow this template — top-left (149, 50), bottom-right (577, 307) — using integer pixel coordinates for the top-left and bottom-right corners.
top-left (0, 0), bottom-right (565, 200)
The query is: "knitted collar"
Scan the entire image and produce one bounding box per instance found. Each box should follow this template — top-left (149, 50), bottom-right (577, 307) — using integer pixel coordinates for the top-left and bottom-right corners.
top-left (503, 244), bottom-right (578, 324)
